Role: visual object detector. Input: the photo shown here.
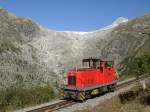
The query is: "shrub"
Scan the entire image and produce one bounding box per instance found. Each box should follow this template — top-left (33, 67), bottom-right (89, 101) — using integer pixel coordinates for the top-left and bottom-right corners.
top-left (0, 86), bottom-right (55, 111)
top-left (120, 54), bottom-right (150, 77)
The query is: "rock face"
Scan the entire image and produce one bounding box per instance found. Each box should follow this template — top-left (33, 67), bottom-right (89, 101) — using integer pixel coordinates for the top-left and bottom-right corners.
top-left (101, 14), bottom-right (150, 64)
top-left (0, 8), bottom-right (150, 88)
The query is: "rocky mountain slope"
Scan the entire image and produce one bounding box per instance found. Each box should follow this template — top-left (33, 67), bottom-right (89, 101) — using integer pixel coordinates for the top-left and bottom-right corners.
top-left (0, 8), bottom-right (149, 88)
top-left (100, 14), bottom-right (150, 73)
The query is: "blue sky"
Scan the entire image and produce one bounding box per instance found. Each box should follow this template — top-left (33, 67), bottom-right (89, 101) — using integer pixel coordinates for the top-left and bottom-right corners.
top-left (0, 0), bottom-right (150, 31)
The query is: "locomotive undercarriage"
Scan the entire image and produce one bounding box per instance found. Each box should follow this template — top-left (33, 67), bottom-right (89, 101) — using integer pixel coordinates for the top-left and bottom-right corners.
top-left (63, 84), bottom-right (116, 101)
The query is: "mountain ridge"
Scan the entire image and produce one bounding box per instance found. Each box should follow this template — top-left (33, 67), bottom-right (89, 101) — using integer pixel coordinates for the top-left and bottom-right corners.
top-left (0, 8), bottom-right (149, 88)
top-left (56, 17), bottom-right (128, 35)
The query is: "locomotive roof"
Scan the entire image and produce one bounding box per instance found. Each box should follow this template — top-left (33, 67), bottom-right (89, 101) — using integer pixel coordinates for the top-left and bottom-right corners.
top-left (82, 58), bottom-right (114, 62)
top-left (82, 58), bottom-right (101, 62)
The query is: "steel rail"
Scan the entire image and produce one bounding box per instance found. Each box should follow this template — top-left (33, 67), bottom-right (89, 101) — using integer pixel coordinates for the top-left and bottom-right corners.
top-left (26, 100), bottom-right (77, 112)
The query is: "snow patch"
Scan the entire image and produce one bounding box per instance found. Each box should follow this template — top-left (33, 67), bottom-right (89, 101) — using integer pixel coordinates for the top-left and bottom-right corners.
top-left (57, 17), bottom-right (128, 35)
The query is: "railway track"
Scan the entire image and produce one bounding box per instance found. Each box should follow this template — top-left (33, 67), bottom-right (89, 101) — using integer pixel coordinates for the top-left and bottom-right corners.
top-left (116, 73), bottom-right (150, 89)
top-left (26, 73), bottom-right (149, 112)
top-left (26, 100), bottom-right (77, 112)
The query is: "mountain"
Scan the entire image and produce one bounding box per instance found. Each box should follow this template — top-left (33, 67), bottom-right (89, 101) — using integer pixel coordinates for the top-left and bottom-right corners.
top-left (0, 8), bottom-right (149, 89)
top-left (101, 14), bottom-right (150, 67)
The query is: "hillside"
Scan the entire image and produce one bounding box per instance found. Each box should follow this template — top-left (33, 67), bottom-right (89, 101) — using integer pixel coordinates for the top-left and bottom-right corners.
top-left (0, 8), bottom-right (150, 89)
top-left (100, 14), bottom-right (150, 75)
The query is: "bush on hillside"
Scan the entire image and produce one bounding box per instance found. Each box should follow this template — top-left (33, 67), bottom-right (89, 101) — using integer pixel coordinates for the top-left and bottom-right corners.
top-left (0, 86), bottom-right (55, 111)
top-left (120, 54), bottom-right (150, 77)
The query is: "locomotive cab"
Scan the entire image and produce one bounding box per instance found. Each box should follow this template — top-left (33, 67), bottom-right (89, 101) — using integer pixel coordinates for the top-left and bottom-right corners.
top-left (82, 58), bottom-right (114, 69)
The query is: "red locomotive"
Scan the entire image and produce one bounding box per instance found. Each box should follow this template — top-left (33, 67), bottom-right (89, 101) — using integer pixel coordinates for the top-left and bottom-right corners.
top-left (63, 58), bottom-right (117, 101)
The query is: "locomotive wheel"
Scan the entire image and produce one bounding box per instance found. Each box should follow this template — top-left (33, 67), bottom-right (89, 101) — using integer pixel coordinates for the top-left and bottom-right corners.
top-left (107, 84), bottom-right (116, 92)
top-left (111, 84), bottom-right (116, 92)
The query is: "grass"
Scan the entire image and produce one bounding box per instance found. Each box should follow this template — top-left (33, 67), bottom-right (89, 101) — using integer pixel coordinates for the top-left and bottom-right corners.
top-left (118, 74), bottom-right (135, 81)
top-left (76, 96), bottom-right (150, 112)
top-left (0, 86), bottom-right (56, 112)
